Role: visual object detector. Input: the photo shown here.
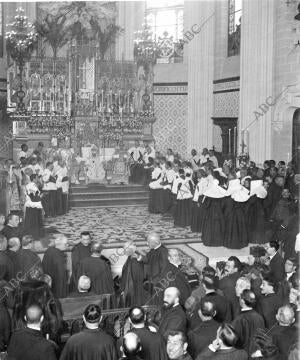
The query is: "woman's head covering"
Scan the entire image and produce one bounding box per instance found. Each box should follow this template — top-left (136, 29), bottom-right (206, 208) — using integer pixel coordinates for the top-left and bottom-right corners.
top-left (250, 179), bottom-right (268, 199)
top-left (203, 180), bottom-right (227, 198)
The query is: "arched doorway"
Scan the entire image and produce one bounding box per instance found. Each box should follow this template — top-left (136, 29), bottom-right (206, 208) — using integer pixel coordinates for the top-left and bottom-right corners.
top-left (292, 108), bottom-right (300, 173)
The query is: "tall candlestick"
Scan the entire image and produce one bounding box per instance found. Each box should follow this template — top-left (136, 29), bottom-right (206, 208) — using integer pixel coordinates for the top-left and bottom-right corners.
top-left (228, 128), bottom-right (231, 154)
top-left (101, 90), bottom-right (104, 107)
top-left (127, 91), bottom-right (130, 111)
top-left (246, 130), bottom-right (250, 153)
top-left (233, 126), bottom-right (236, 156)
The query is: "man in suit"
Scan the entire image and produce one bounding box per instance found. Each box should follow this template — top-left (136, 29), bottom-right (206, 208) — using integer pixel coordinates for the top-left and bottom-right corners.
top-left (218, 256), bottom-right (242, 319)
top-left (188, 299), bottom-right (219, 358)
top-left (159, 287), bottom-right (187, 338)
top-left (257, 272), bottom-right (283, 329)
top-left (128, 306), bottom-right (168, 360)
top-left (231, 289), bottom-right (265, 355)
top-left (196, 323), bottom-right (248, 360)
top-left (167, 331), bottom-right (193, 360)
top-left (265, 240), bottom-right (285, 283)
top-left (7, 304), bottom-right (57, 360)
top-left (203, 275), bottom-right (231, 323)
top-left (278, 256), bottom-right (298, 303)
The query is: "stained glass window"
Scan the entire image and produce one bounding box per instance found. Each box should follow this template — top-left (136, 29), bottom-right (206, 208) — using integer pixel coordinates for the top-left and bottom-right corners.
top-left (228, 0), bottom-right (241, 57)
top-left (146, 0), bottom-right (184, 42)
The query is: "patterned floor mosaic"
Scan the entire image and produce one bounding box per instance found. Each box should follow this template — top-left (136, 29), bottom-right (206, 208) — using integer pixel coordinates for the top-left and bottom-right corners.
top-left (44, 205), bottom-right (200, 245)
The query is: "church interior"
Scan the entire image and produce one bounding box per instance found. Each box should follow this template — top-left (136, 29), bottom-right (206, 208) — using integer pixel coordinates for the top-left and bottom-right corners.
top-left (0, 1), bottom-right (299, 359)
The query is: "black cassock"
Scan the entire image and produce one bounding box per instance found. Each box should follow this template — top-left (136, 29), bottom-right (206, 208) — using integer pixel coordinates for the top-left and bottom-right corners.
top-left (70, 243), bottom-right (91, 291)
top-left (232, 309), bottom-right (265, 354)
top-left (132, 327), bottom-right (169, 360)
top-left (246, 195), bottom-right (267, 244)
top-left (139, 245), bottom-right (168, 303)
top-left (0, 251), bottom-right (14, 281)
top-left (156, 262), bottom-right (191, 305)
top-left (42, 247), bottom-right (68, 298)
top-left (223, 198), bottom-right (249, 249)
top-left (5, 250), bottom-right (21, 278)
top-left (7, 327), bottom-right (57, 360)
top-left (202, 197), bottom-right (225, 247)
top-left (17, 248), bottom-right (42, 280)
top-left (120, 256), bottom-right (147, 306)
top-left (77, 257), bottom-right (114, 295)
top-left (60, 328), bottom-right (117, 360)
top-left (264, 182), bottom-right (283, 219)
top-left (257, 293), bottom-right (283, 329)
top-left (0, 281), bottom-right (11, 352)
top-left (159, 304), bottom-right (187, 338)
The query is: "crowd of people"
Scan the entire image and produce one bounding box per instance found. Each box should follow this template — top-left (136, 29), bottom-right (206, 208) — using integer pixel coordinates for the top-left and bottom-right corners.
top-left (0, 141), bottom-right (74, 240)
top-left (143, 147), bottom-right (299, 252)
top-left (0, 229), bottom-right (299, 360)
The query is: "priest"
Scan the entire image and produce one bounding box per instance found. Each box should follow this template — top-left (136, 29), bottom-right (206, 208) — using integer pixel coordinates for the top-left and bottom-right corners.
top-left (120, 241), bottom-right (147, 306)
top-left (137, 232), bottom-right (168, 304)
top-left (77, 242), bottom-right (114, 295)
top-left (42, 235), bottom-right (68, 298)
top-left (157, 249), bottom-right (191, 305)
top-left (70, 231), bottom-right (92, 291)
top-left (60, 304), bottom-right (118, 360)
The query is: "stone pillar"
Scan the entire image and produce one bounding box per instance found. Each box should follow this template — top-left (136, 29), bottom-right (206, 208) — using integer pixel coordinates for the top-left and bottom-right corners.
top-left (185, 0), bottom-right (215, 153)
top-left (239, 0), bottom-right (274, 164)
top-left (115, 1), bottom-right (146, 61)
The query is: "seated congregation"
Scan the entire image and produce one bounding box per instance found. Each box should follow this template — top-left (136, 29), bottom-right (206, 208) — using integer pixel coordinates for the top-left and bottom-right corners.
top-left (0, 230), bottom-right (299, 360)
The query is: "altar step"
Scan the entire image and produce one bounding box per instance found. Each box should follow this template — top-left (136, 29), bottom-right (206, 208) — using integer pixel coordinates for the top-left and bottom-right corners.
top-left (69, 184), bottom-right (149, 207)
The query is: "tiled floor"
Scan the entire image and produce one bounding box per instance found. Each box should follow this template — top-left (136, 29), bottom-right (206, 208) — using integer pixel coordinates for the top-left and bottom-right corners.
top-left (44, 205), bottom-right (200, 245)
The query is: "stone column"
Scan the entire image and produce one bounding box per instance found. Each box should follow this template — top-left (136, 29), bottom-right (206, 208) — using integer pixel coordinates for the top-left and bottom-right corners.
top-left (239, 0), bottom-right (274, 164)
top-left (115, 1), bottom-right (146, 61)
top-left (185, 0), bottom-right (215, 153)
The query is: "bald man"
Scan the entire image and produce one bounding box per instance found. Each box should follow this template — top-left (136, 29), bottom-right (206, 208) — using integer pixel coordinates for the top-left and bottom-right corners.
top-left (159, 287), bottom-right (187, 338)
top-left (42, 235), bottom-right (68, 298)
top-left (7, 304), bottom-right (57, 360)
top-left (121, 332), bottom-right (143, 360)
top-left (77, 242), bottom-right (114, 295)
top-left (269, 305), bottom-right (297, 359)
top-left (128, 306), bottom-right (168, 360)
top-left (137, 233), bottom-right (168, 303)
top-left (70, 276), bottom-right (94, 297)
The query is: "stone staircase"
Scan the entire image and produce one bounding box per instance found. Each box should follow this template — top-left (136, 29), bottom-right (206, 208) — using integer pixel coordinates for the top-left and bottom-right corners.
top-left (69, 183), bottom-right (149, 207)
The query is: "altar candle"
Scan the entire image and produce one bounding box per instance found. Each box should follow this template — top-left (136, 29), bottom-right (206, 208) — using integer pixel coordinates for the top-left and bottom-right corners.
top-left (127, 91), bottom-right (130, 110)
top-left (228, 129), bottom-right (231, 154)
top-left (233, 126), bottom-right (237, 156)
top-left (118, 90), bottom-right (121, 106)
top-left (101, 90), bottom-right (104, 107)
top-left (246, 130), bottom-right (250, 153)
top-left (287, 152), bottom-right (290, 164)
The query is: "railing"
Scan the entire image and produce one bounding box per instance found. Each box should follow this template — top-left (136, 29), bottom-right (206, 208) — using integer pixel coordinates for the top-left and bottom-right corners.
top-left (60, 294), bottom-right (159, 340)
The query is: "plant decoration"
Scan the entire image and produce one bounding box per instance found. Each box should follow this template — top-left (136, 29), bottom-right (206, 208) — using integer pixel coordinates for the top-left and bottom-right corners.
top-left (34, 14), bottom-right (68, 60)
top-left (237, 152), bottom-right (250, 166)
